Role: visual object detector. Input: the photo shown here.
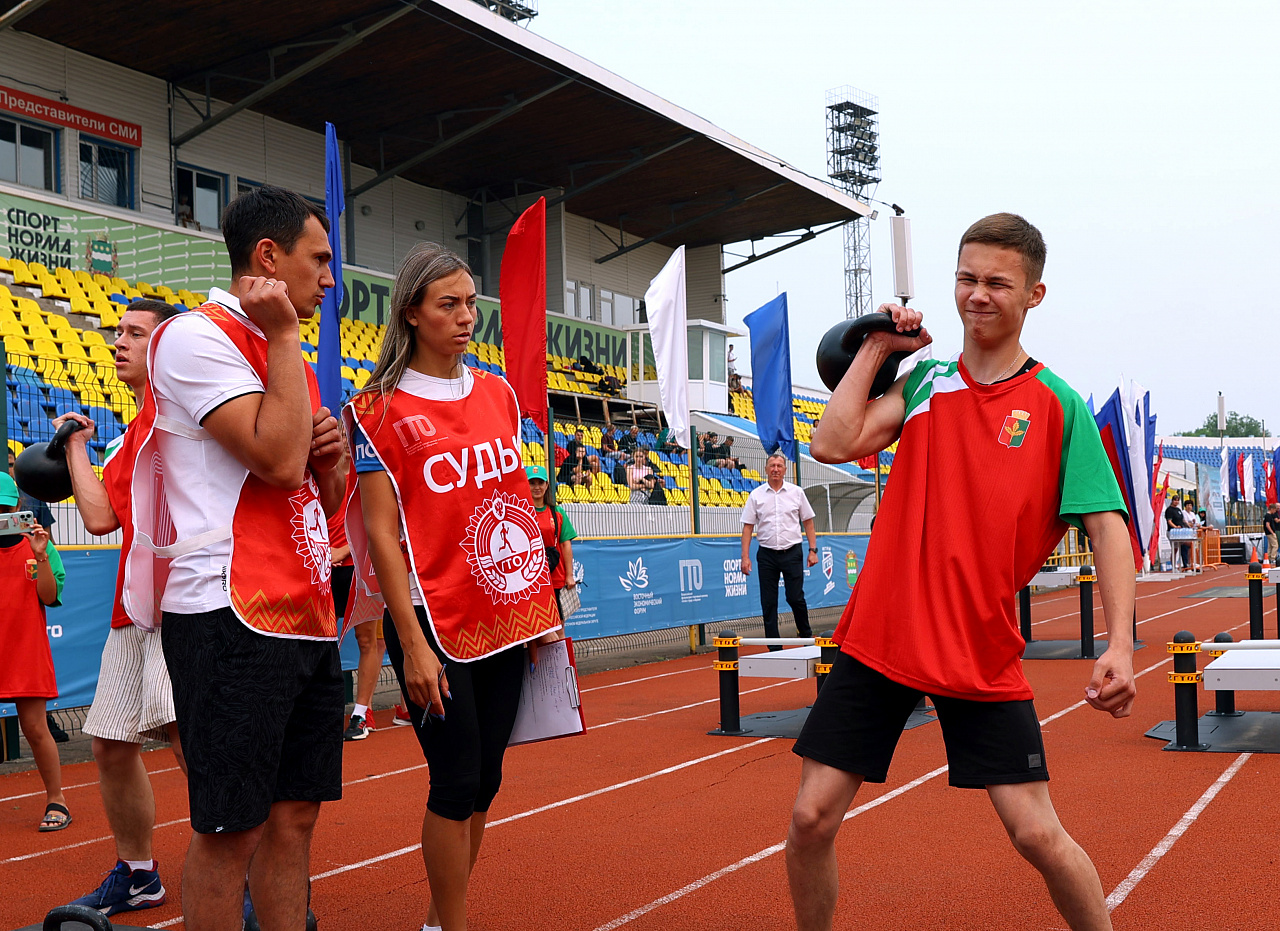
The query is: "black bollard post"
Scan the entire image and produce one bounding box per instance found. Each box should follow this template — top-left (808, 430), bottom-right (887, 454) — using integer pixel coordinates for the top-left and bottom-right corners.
top-left (708, 631), bottom-right (748, 736)
top-left (1248, 562), bottom-right (1265, 640)
top-left (1078, 565), bottom-right (1096, 659)
top-left (1205, 632), bottom-right (1242, 717)
top-left (815, 630), bottom-right (838, 697)
top-left (1019, 586), bottom-right (1033, 642)
top-left (1167, 630), bottom-right (1207, 751)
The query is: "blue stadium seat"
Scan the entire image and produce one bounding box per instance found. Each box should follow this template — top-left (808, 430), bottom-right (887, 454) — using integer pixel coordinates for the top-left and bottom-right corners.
top-left (360, 359), bottom-right (375, 370)
top-left (301, 341), bottom-right (316, 353)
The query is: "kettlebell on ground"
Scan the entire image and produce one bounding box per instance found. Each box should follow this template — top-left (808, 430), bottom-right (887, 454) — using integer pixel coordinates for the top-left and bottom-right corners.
top-left (815, 312), bottom-right (921, 396)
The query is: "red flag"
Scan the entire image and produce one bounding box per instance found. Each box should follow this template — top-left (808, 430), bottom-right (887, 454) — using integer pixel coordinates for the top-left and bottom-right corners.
top-left (1149, 472), bottom-right (1169, 568)
top-left (1151, 442), bottom-right (1163, 499)
top-left (858, 453), bottom-right (879, 471)
top-left (1266, 460), bottom-right (1277, 507)
top-left (499, 197), bottom-right (548, 431)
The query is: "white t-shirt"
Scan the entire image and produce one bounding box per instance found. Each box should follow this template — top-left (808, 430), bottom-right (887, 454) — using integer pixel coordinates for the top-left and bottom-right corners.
top-left (741, 480), bottom-right (816, 550)
top-left (149, 288), bottom-right (264, 613)
top-left (351, 365), bottom-right (475, 606)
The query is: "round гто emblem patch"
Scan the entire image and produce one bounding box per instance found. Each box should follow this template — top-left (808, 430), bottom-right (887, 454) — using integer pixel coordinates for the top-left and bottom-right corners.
top-left (462, 491), bottom-right (548, 603)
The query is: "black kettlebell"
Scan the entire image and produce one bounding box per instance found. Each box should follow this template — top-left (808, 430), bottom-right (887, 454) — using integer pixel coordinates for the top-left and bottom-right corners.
top-left (13, 420), bottom-right (87, 503)
top-left (42, 903), bottom-right (113, 930)
top-left (815, 312), bottom-right (922, 396)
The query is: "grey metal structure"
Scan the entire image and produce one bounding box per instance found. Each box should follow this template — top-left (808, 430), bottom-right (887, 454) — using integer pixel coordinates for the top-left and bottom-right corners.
top-left (826, 86), bottom-right (881, 319)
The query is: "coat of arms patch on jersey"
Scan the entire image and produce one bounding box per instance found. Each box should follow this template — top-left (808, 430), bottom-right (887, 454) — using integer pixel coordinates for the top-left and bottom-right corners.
top-left (461, 491), bottom-right (549, 604)
top-left (999, 409), bottom-right (1031, 448)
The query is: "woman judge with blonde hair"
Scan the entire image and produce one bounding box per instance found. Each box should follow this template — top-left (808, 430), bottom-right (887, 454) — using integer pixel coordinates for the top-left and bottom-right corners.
top-left (344, 243), bottom-right (562, 931)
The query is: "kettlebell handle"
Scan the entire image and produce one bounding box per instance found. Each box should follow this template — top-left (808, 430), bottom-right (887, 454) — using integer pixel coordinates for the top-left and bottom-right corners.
top-left (47, 420), bottom-right (87, 460)
top-left (43, 903), bottom-right (114, 930)
top-left (840, 311), bottom-right (920, 352)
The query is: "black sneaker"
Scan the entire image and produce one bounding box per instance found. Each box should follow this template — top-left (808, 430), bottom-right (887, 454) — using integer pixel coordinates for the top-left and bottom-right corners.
top-left (342, 713), bottom-right (370, 741)
top-left (47, 714), bottom-right (69, 743)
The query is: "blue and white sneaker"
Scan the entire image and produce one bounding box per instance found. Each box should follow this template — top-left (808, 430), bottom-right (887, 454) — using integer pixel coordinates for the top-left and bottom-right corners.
top-left (71, 860), bottom-right (166, 916)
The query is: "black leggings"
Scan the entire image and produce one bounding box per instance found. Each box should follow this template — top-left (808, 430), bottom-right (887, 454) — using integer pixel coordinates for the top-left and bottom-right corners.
top-left (383, 607), bottom-right (526, 821)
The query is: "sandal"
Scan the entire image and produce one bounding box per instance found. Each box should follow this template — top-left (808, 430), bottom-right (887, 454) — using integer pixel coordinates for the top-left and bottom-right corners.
top-left (38, 802), bottom-right (72, 832)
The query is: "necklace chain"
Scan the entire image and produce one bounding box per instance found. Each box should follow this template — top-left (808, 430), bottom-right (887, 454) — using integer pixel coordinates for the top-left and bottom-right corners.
top-left (974, 348), bottom-right (1025, 386)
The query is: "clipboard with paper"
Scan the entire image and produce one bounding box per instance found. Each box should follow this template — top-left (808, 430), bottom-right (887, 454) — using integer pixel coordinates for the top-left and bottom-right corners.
top-left (509, 638), bottom-right (586, 746)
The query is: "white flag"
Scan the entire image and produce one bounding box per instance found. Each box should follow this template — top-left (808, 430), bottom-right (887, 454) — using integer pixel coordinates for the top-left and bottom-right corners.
top-left (1120, 379), bottom-right (1155, 556)
top-left (644, 246), bottom-right (690, 448)
top-left (1219, 445), bottom-right (1230, 509)
top-left (1243, 453), bottom-right (1257, 503)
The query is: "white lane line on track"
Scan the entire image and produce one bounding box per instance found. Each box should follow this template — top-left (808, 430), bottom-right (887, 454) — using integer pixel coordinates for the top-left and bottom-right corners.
top-left (1031, 575), bottom-right (1221, 629)
top-left (0, 766), bottom-right (181, 804)
top-left (581, 666), bottom-right (705, 693)
top-left (590, 763), bottom-right (951, 931)
top-left (588, 687), bottom-right (1122, 929)
top-left (144, 739), bottom-right (784, 926)
top-left (592, 680), bottom-right (793, 729)
top-left (4, 817), bottom-right (190, 864)
top-left (6, 767), bottom-right (427, 864)
top-left (308, 737), bottom-right (778, 883)
top-left (1105, 752), bottom-right (1251, 912)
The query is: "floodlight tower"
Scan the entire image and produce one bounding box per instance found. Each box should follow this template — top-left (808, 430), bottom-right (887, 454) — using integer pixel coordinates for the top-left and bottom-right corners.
top-left (826, 87), bottom-right (881, 318)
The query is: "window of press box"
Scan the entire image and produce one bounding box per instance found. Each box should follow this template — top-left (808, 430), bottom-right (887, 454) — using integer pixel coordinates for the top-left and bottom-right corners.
top-left (175, 165), bottom-right (225, 230)
top-left (0, 117), bottom-right (57, 193)
top-left (79, 138), bottom-right (133, 209)
top-left (687, 327), bottom-right (704, 380)
top-left (708, 330), bottom-right (726, 383)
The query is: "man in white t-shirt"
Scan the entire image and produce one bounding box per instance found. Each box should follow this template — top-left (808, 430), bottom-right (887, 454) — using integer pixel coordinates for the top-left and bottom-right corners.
top-left (148, 185), bottom-right (347, 931)
top-left (740, 451), bottom-right (819, 649)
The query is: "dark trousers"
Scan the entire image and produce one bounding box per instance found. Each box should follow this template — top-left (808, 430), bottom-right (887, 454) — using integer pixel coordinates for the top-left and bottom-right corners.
top-left (757, 543), bottom-right (810, 649)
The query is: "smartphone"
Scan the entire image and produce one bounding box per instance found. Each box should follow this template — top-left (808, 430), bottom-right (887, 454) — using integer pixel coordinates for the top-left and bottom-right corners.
top-left (0, 511), bottom-right (38, 537)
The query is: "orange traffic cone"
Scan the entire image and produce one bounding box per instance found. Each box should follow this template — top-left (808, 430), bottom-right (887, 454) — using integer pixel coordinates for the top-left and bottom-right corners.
top-left (1250, 544), bottom-right (1261, 566)
top-left (1264, 549), bottom-right (1273, 570)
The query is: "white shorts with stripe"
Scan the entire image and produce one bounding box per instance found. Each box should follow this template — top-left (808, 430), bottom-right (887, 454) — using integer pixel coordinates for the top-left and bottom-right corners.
top-left (82, 624), bottom-right (176, 743)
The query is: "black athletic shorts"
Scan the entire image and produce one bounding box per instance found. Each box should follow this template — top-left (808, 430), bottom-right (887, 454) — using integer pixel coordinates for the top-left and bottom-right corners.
top-left (331, 564), bottom-right (354, 621)
top-left (794, 651), bottom-right (1049, 789)
top-left (383, 606), bottom-right (526, 822)
top-left (161, 607), bottom-right (344, 834)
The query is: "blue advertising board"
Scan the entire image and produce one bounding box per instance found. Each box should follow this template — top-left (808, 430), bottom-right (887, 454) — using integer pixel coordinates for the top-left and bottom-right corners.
top-left (2, 535), bottom-right (868, 716)
top-left (562, 534), bottom-right (868, 639)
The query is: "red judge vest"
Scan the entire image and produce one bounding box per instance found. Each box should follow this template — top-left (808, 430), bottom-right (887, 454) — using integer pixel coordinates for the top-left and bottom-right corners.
top-left (344, 369), bottom-right (559, 661)
top-left (102, 422), bottom-right (143, 628)
top-left (123, 304), bottom-right (336, 639)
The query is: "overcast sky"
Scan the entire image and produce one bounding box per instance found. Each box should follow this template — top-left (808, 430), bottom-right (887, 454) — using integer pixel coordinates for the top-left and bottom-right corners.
top-left (532, 0), bottom-right (1280, 435)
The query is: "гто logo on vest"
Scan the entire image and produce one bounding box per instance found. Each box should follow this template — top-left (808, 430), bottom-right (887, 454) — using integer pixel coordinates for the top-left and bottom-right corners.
top-left (462, 491), bottom-right (547, 603)
top-left (393, 414), bottom-right (439, 455)
top-left (290, 475), bottom-right (333, 590)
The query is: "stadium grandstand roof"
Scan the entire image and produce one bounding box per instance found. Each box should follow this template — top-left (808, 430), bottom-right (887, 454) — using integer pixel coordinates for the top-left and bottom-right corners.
top-left (3, 0), bottom-right (869, 256)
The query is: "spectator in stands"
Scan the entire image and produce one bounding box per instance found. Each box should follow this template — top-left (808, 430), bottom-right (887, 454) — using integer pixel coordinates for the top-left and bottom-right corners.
top-left (739, 452), bottom-right (817, 651)
top-left (643, 472), bottom-right (668, 506)
top-left (1164, 495), bottom-right (1187, 568)
top-left (557, 443), bottom-right (589, 485)
top-left (176, 195), bottom-right (198, 231)
top-left (722, 436), bottom-right (742, 470)
top-left (346, 241), bottom-right (561, 931)
top-left (727, 343), bottom-right (737, 378)
top-left (52, 299), bottom-right (186, 918)
top-left (126, 185), bottom-right (348, 931)
top-left (566, 428), bottom-right (587, 461)
top-left (702, 432), bottom-right (737, 470)
top-left (0, 472), bottom-right (69, 831)
top-left (618, 424), bottom-right (641, 454)
top-left (526, 465), bottom-right (578, 616)
top-left (601, 425), bottom-right (620, 458)
top-left (656, 426), bottom-right (683, 455)
top-left (626, 447), bottom-right (653, 503)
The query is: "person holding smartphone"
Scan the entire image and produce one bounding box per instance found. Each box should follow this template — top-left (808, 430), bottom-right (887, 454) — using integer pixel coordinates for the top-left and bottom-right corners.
top-left (345, 242), bottom-right (562, 931)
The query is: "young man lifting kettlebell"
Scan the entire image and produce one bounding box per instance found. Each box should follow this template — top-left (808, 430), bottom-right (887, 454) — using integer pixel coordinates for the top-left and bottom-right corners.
top-left (789, 213), bottom-right (1136, 931)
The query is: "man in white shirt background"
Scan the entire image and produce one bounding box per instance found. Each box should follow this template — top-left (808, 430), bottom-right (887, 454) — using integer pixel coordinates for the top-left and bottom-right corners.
top-left (740, 452), bottom-right (819, 650)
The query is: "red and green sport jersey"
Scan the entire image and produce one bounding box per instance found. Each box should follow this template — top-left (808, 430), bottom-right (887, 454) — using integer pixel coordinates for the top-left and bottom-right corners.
top-left (834, 356), bottom-right (1127, 701)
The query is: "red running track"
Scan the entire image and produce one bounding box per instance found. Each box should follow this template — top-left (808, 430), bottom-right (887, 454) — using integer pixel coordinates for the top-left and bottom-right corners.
top-left (2, 569), bottom-right (1278, 930)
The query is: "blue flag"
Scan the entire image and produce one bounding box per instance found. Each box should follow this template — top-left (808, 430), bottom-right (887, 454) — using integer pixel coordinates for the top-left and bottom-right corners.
top-left (318, 122), bottom-right (345, 414)
top-left (743, 293), bottom-right (794, 460)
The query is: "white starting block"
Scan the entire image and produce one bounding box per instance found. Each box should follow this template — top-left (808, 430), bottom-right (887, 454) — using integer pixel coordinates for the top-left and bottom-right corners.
top-left (740, 645), bottom-right (821, 679)
top-left (1029, 566), bottom-right (1081, 588)
top-left (1202, 642), bottom-right (1280, 691)
top-left (1268, 568), bottom-right (1280, 585)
